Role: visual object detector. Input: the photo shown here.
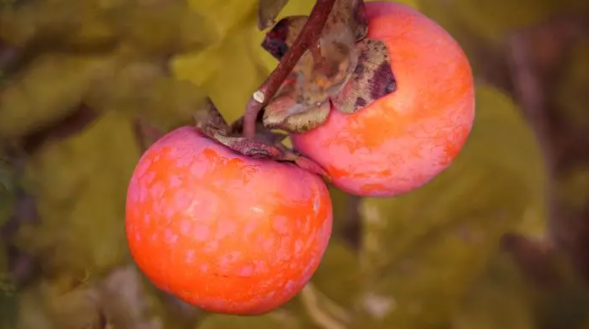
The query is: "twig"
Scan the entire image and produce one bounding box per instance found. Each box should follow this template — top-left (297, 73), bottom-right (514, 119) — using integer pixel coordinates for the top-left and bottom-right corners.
top-left (243, 0), bottom-right (337, 139)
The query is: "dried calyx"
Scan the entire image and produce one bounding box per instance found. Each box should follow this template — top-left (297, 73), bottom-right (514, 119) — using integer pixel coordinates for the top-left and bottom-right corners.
top-left (192, 0), bottom-right (398, 177)
top-left (194, 99), bottom-right (330, 179)
top-left (260, 0), bottom-right (397, 134)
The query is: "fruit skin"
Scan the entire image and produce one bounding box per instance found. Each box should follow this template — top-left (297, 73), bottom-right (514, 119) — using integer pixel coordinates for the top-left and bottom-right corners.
top-left (290, 2), bottom-right (475, 197)
top-left (125, 126), bottom-right (333, 315)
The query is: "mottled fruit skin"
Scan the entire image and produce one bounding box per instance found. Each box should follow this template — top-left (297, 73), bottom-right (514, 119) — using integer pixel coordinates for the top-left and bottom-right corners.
top-left (291, 2), bottom-right (475, 197)
top-left (125, 127), bottom-right (333, 315)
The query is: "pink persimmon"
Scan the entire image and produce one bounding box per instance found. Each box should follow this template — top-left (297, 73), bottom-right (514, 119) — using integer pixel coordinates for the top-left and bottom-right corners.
top-left (291, 1), bottom-right (475, 197)
top-left (125, 127), bottom-right (333, 315)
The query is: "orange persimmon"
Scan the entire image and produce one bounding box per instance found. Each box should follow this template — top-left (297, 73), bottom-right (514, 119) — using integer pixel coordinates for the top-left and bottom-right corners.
top-left (125, 127), bottom-right (332, 315)
top-left (291, 1), bottom-right (475, 197)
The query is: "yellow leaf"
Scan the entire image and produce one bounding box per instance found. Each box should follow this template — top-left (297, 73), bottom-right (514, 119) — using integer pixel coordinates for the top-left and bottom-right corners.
top-left (186, 0), bottom-right (258, 40)
top-left (0, 1), bottom-right (217, 54)
top-left (172, 14), bottom-right (268, 123)
top-left (16, 111), bottom-right (140, 276)
top-left (0, 53), bottom-right (119, 140)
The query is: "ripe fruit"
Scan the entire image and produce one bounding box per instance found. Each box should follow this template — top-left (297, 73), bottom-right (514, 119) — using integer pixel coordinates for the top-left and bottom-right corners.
top-left (290, 2), bottom-right (475, 197)
top-left (125, 127), bottom-right (333, 315)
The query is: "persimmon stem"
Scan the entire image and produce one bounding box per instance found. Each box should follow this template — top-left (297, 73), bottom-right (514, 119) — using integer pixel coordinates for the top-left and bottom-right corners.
top-left (243, 0), bottom-right (337, 139)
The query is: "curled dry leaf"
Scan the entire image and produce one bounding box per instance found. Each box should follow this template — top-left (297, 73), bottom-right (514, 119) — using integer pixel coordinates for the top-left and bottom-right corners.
top-left (331, 38), bottom-right (397, 113)
top-left (263, 77), bottom-right (331, 132)
top-left (264, 0), bottom-right (366, 107)
top-left (257, 0), bottom-right (292, 30)
top-left (260, 0), bottom-right (396, 133)
top-left (194, 99), bottom-right (330, 179)
top-left (262, 16), bottom-right (309, 60)
top-left (262, 0), bottom-right (368, 58)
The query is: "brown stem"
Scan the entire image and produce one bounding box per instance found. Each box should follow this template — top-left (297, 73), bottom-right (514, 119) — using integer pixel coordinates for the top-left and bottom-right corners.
top-left (243, 0), bottom-right (337, 139)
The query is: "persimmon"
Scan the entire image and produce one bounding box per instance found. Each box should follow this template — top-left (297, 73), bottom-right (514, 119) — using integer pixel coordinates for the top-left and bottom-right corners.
top-left (290, 1), bottom-right (475, 197)
top-left (125, 126), bottom-right (333, 315)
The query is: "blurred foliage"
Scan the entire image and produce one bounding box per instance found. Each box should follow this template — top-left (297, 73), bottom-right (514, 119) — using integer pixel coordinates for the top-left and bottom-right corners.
top-left (15, 111), bottom-right (138, 277)
top-left (0, 158), bottom-right (14, 228)
top-left (555, 38), bottom-right (589, 131)
top-left (352, 85), bottom-right (546, 329)
top-left (419, 0), bottom-right (589, 44)
top-left (0, 0), bottom-right (588, 328)
top-left (452, 253), bottom-right (535, 329)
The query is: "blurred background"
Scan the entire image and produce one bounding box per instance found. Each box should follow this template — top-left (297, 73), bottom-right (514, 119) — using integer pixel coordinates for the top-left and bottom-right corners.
top-left (1, 0), bottom-right (589, 328)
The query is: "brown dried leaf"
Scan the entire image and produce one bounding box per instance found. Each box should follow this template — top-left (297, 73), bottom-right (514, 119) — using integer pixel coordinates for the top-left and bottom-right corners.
top-left (261, 0), bottom-right (367, 59)
top-left (261, 16), bottom-right (308, 60)
top-left (331, 38), bottom-right (397, 113)
top-left (289, 0), bottom-right (365, 107)
top-left (294, 38), bottom-right (358, 107)
top-left (229, 117), bottom-right (289, 145)
top-left (272, 101), bottom-right (330, 133)
top-left (214, 134), bottom-right (287, 159)
top-left (260, 0), bottom-right (373, 131)
top-left (194, 98), bottom-right (232, 137)
top-left (257, 0), bottom-right (292, 30)
top-left (194, 98), bottom-right (288, 158)
top-left (213, 132), bottom-right (329, 178)
top-left (194, 98), bottom-right (329, 178)
top-left (263, 78), bottom-right (330, 133)
top-left (331, 0), bottom-right (368, 41)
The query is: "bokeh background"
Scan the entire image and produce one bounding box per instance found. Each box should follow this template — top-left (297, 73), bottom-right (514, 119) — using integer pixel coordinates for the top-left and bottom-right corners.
top-left (1, 0), bottom-right (589, 328)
